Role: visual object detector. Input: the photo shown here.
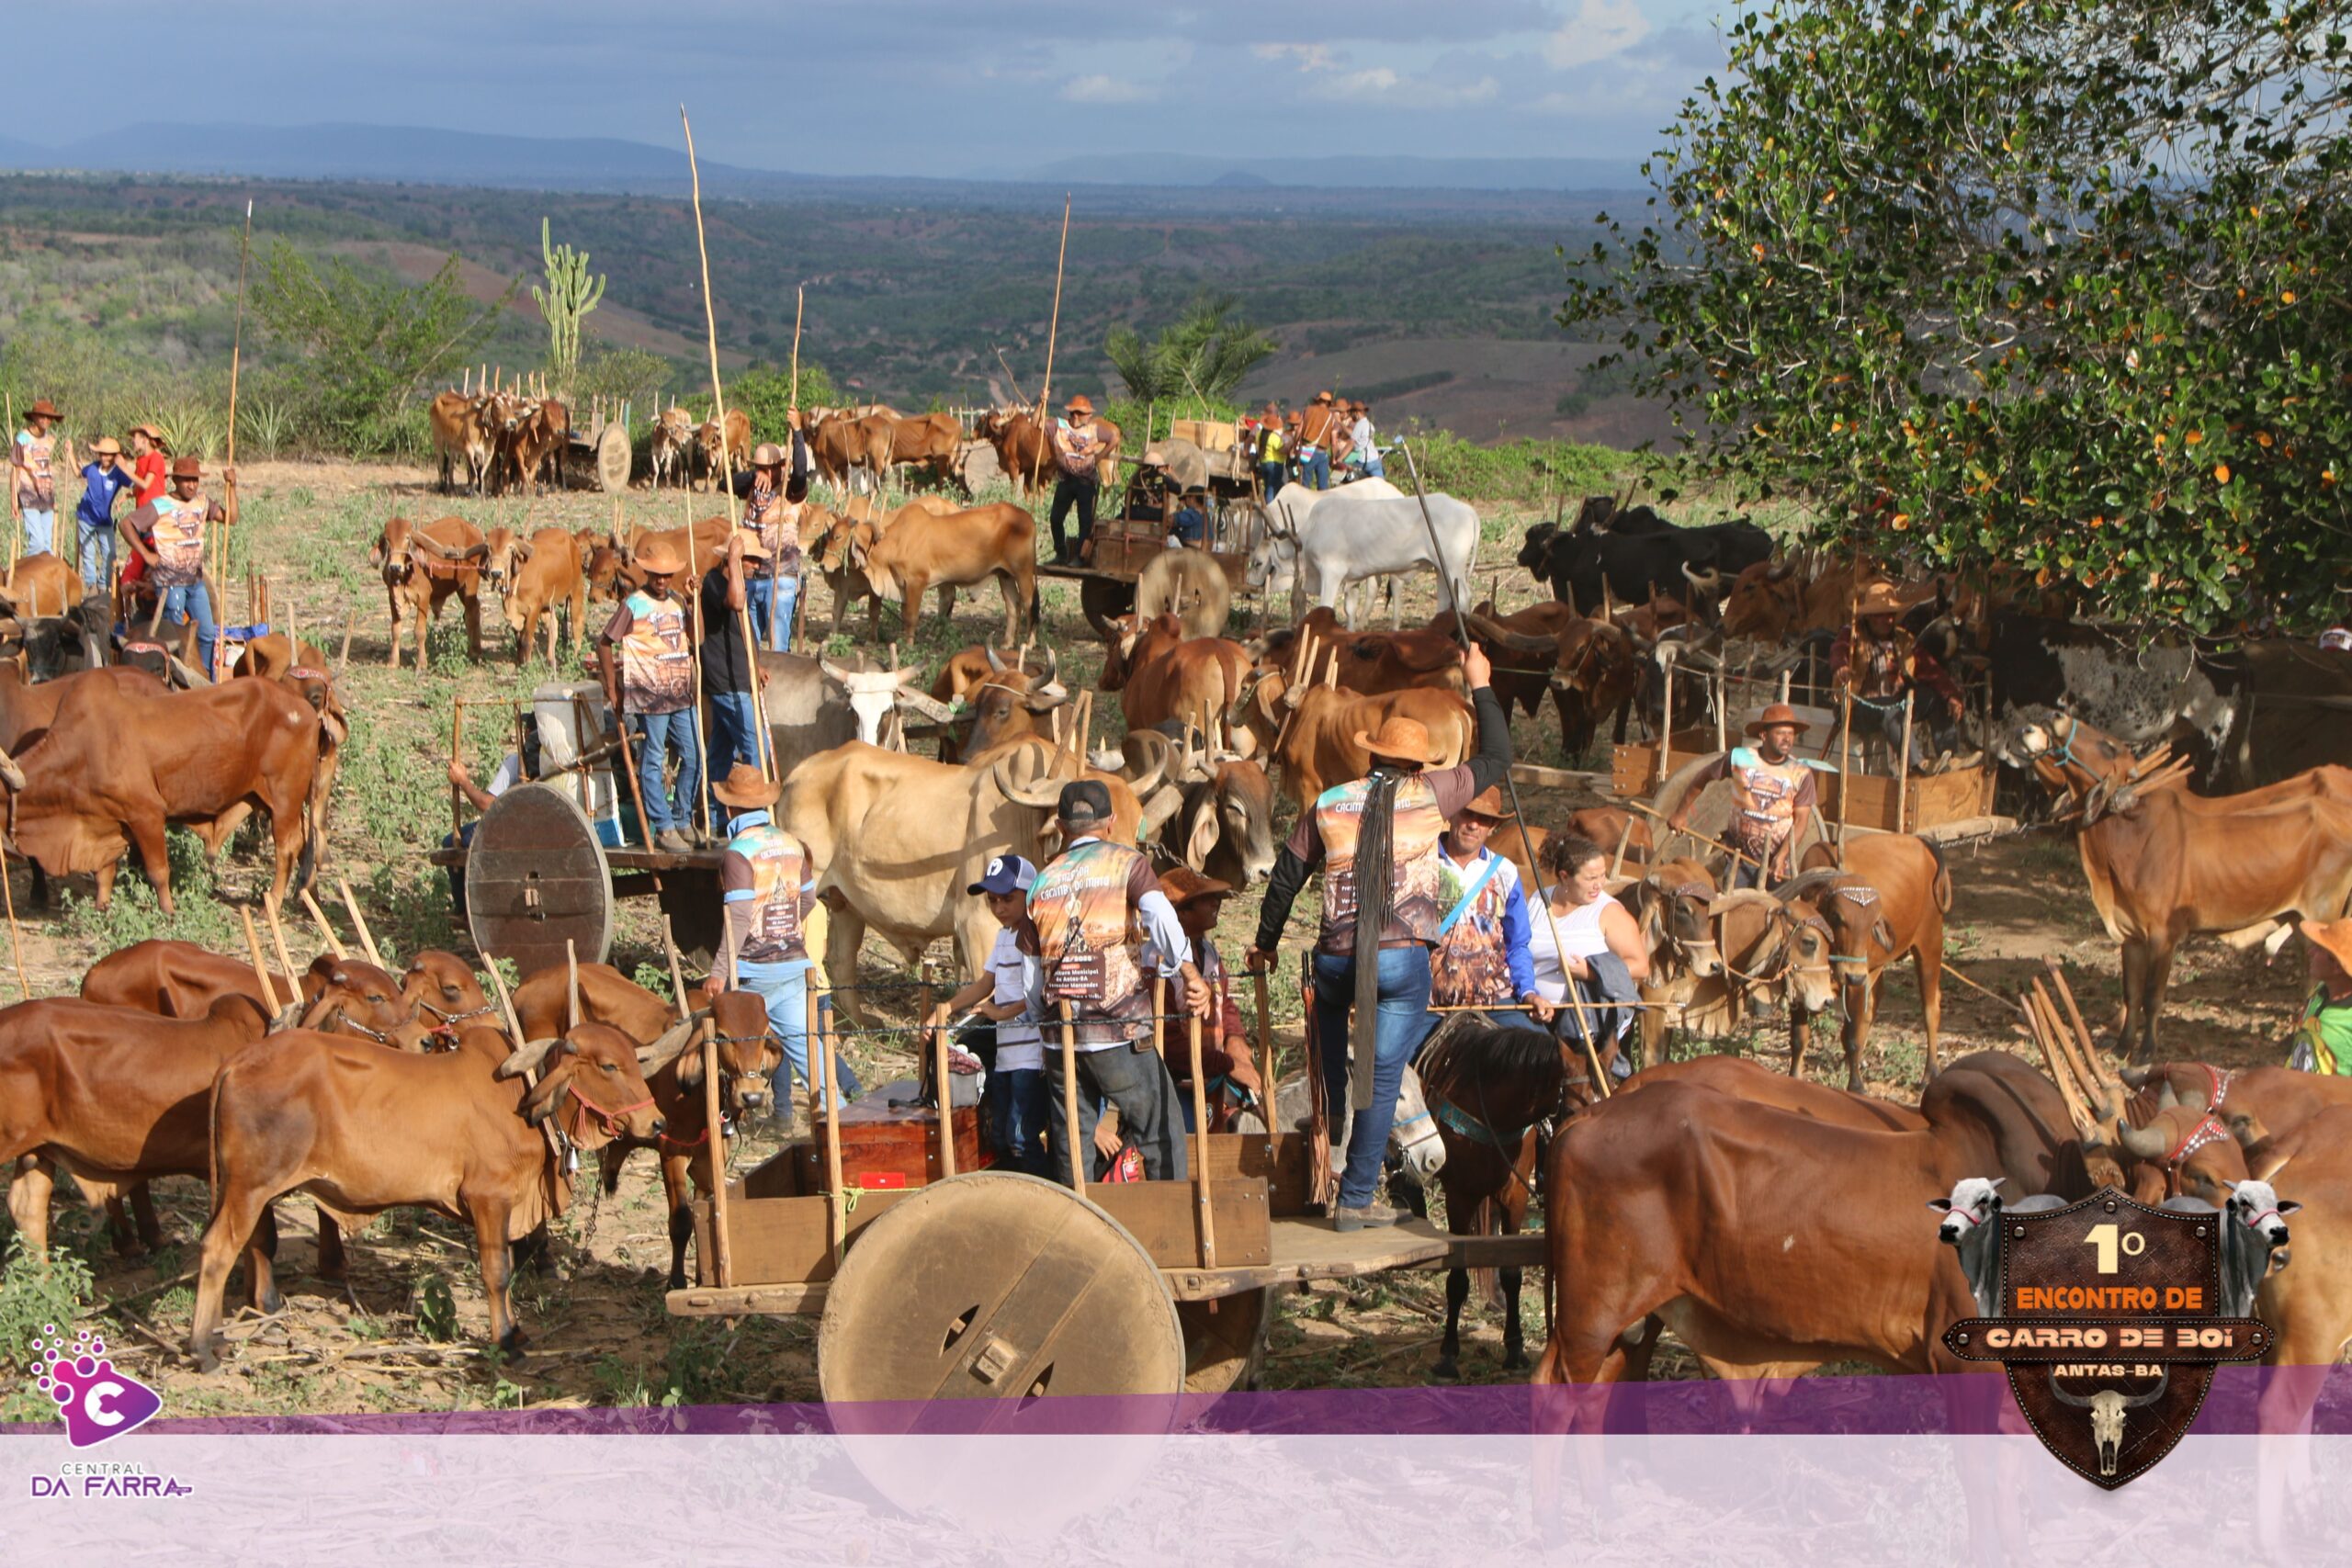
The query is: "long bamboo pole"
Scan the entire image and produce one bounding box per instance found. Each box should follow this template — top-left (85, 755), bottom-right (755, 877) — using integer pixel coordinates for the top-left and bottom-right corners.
top-left (818, 987), bottom-right (846, 1256)
top-left (0, 840), bottom-right (26, 1002)
top-left (1187, 1010), bottom-right (1216, 1268)
top-left (300, 888), bottom-right (349, 960)
top-left (239, 908), bottom-right (282, 1014)
top-left (449, 698), bottom-right (465, 836)
top-left (1025, 196), bottom-right (1073, 497)
top-left (1057, 1000), bottom-right (1084, 1192)
top-left (220, 197), bottom-right (254, 591)
top-left (679, 105), bottom-right (739, 839)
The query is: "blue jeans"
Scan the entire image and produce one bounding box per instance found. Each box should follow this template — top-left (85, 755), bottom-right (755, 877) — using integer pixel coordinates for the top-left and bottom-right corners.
top-left (163, 581), bottom-right (218, 679)
top-left (745, 572), bottom-right (797, 652)
top-left (633, 708), bottom-right (701, 834)
top-left (704, 690), bottom-right (771, 816)
top-left (1299, 450), bottom-right (1330, 491)
top-left (77, 516), bottom-right (117, 592)
top-left (20, 508), bottom-right (55, 556)
top-left (984, 1066), bottom-right (1053, 1178)
top-left (1257, 461), bottom-right (1285, 499)
top-left (1312, 946), bottom-right (1435, 1210)
top-left (740, 957), bottom-right (861, 1105)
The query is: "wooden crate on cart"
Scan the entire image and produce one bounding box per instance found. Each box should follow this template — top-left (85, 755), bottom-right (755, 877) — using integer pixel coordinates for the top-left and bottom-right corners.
top-left (1611, 728), bottom-right (1720, 796)
top-left (1817, 763), bottom-right (1996, 833)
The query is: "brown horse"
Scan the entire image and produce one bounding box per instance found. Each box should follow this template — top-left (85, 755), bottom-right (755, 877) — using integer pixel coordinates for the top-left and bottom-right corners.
top-left (1411, 1011), bottom-right (1572, 1380)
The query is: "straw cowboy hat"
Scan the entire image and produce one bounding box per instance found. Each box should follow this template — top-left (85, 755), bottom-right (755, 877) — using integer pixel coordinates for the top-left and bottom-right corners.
top-left (168, 456), bottom-right (203, 480)
top-left (24, 400), bottom-right (61, 421)
top-left (1158, 866), bottom-right (1235, 908)
top-left (750, 443), bottom-right (786, 468)
top-left (1745, 702), bottom-right (1812, 739)
top-left (128, 423), bottom-right (167, 450)
top-left (1454, 784), bottom-right (1515, 822)
top-left (1852, 580), bottom-right (1913, 617)
top-left (712, 761), bottom-right (780, 810)
top-left (633, 539), bottom-right (688, 576)
top-left (1065, 394), bottom-right (1095, 414)
top-left (2302, 919), bottom-right (2352, 975)
top-left (734, 526), bottom-right (771, 559)
top-left (1312, 390), bottom-right (1335, 404)
top-left (90, 437), bottom-right (122, 457)
top-left (1353, 715), bottom-right (1443, 767)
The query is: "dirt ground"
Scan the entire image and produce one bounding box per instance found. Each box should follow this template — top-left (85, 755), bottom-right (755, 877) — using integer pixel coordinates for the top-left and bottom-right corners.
top-left (0, 456), bottom-right (2314, 1420)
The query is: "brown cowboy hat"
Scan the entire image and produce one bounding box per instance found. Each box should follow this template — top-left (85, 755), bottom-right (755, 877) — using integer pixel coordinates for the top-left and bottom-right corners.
top-left (168, 456), bottom-right (203, 480)
top-left (1260, 401), bottom-right (1281, 418)
top-left (1852, 579), bottom-right (1921, 617)
top-left (1353, 715), bottom-right (1442, 767)
top-left (1453, 784), bottom-right (1514, 822)
top-left (712, 761), bottom-right (780, 810)
top-left (634, 539), bottom-right (688, 577)
top-left (1745, 702), bottom-right (1811, 739)
top-left (127, 423), bottom-right (167, 449)
top-left (24, 400), bottom-right (61, 421)
top-left (90, 437), bottom-right (122, 457)
top-left (750, 443), bottom-right (786, 468)
top-left (1159, 866), bottom-right (1235, 908)
top-left (1066, 394), bottom-right (1095, 414)
top-left (2302, 919), bottom-right (2352, 975)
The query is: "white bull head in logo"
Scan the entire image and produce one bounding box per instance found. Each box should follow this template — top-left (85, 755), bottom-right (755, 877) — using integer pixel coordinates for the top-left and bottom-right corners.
top-left (2047, 1372), bottom-right (2168, 1478)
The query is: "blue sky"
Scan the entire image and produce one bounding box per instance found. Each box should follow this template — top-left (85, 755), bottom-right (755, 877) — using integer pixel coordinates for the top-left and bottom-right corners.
top-left (6, 1), bottom-right (1727, 176)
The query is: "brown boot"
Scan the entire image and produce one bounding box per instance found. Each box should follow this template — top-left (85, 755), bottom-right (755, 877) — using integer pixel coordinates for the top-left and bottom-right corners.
top-left (1333, 1201), bottom-right (1404, 1233)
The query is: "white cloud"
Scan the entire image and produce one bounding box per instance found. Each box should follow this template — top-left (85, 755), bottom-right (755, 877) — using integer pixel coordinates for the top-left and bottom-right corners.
top-left (1252, 41), bottom-right (1339, 72)
top-left (1059, 73), bottom-right (1155, 104)
top-left (1316, 65), bottom-right (1500, 107)
top-left (1543, 0), bottom-right (1651, 71)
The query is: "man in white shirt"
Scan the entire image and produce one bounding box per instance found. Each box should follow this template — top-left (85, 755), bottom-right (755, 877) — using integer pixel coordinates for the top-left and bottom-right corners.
top-left (929, 854), bottom-right (1053, 1177)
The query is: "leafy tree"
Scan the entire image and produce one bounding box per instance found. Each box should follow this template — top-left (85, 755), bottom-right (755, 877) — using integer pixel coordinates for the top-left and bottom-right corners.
top-left (1561, 0), bottom-right (2352, 629)
top-left (729, 365), bottom-right (842, 445)
top-left (1103, 295), bottom-right (1279, 411)
top-left (252, 241), bottom-right (514, 453)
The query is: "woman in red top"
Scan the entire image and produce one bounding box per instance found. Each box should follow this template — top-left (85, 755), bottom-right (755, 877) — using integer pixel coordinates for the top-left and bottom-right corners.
top-left (118, 424), bottom-right (170, 611)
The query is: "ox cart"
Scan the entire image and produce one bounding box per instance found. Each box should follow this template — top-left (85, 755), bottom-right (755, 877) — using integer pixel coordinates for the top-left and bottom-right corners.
top-left (564, 397), bottom-right (637, 494)
top-left (1038, 452), bottom-right (1270, 639)
top-left (666, 985), bottom-right (1543, 1408)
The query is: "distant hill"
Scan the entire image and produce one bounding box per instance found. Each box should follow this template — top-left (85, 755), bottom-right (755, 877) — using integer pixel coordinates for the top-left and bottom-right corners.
top-left (1014, 152), bottom-right (1646, 191)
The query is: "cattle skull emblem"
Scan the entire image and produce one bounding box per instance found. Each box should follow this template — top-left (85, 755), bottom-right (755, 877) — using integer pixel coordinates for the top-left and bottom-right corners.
top-left (1940, 1183), bottom-right (2279, 1489)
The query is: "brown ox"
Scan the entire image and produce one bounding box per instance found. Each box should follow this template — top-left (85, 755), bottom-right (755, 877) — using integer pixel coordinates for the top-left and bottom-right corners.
top-left (1566, 806), bottom-right (1649, 865)
top-left (1431, 602), bottom-right (1576, 722)
top-left (855, 501), bottom-right (1037, 646)
top-left (82, 938), bottom-right (305, 1021)
top-left (492, 398), bottom-right (568, 498)
top-left (8, 674), bottom-right (322, 911)
top-left (372, 515), bottom-right (488, 670)
top-left (1718, 558), bottom-right (1888, 642)
top-left (0, 552), bottom-right (76, 619)
top-left (1167, 754), bottom-right (1279, 889)
top-left (513, 961), bottom-right (783, 1288)
top-left (1270, 606), bottom-right (1464, 697)
top-left (1613, 855), bottom-right (1717, 1066)
top-left (191, 1021), bottom-right (660, 1369)
top-left (807, 411), bottom-right (886, 490)
top-left (976, 408), bottom-right (1052, 498)
top-left (1135, 547), bottom-right (1232, 640)
top-left (589, 518), bottom-right (734, 602)
top-left (1781, 834), bottom-right (1951, 1089)
top-left (2206, 1105), bottom-right (2350, 1438)
top-left (695, 410), bottom-right (752, 490)
top-left (2122, 1061), bottom-right (2352, 1145)
top-left (650, 408), bottom-right (695, 491)
top-left (1102, 613), bottom-right (1251, 742)
top-left (1535, 1054), bottom-right (2085, 1407)
top-left (2006, 713), bottom-right (2352, 1059)
top-left (429, 390), bottom-right (494, 495)
top-left (493, 526), bottom-right (590, 665)
top-left (935, 645), bottom-right (1069, 763)
top-left (1269, 682), bottom-right (1473, 808)
top-left (0, 662), bottom-right (163, 754)
top-left (878, 412), bottom-right (970, 493)
top-left (228, 637), bottom-right (346, 868)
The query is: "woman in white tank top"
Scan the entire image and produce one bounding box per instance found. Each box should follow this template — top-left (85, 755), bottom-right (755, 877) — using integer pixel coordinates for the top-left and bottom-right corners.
top-left (1525, 834), bottom-right (1649, 1027)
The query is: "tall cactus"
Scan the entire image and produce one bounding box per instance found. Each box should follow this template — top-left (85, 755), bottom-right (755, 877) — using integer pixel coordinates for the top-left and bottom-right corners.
top-left (531, 216), bottom-right (605, 392)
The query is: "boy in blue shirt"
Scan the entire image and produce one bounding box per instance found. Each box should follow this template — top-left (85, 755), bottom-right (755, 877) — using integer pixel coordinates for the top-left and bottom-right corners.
top-left (76, 437), bottom-right (140, 593)
top-left (1168, 486), bottom-right (1209, 548)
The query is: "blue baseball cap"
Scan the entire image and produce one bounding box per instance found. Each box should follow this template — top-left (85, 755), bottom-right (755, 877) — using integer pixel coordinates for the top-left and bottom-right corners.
top-left (967, 854), bottom-right (1036, 897)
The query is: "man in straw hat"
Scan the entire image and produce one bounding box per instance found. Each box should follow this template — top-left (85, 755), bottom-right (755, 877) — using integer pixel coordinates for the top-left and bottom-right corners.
top-left (700, 525), bottom-right (773, 818)
top-left (75, 437), bottom-right (141, 593)
top-left (1429, 784), bottom-right (1542, 1021)
top-left (1248, 643), bottom-right (1515, 1230)
top-left (729, 441), bottom-right (806, 649)
top-left (714, 761), bottom-right (858, 1109)
top-left (1294, 390), bottom-right (1340, 491)
top-left (1831, 578), bottom-right (1964, 771)
top-left (122, 455), bottom-right (237, 678)
top-left (2286, 920), bottom-right (2352, 1075)
top-left (1028, 778), bottom-right (1207, 1184)
top-left (11, 398), bottom-right (74, 558)
top-left (596, 536), bottom-right (701, 853)
top-left (1145, 866), bottom-right (1263, 1132)
top-left (1047, 392), bottom-right (1108, 566)
top-left (1668, 701), bottom-right (1819, 887)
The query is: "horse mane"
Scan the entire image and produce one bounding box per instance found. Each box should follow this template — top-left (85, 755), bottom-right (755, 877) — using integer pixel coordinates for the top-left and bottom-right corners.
top-left (1419, 1017), bottom-right (1566, 1117)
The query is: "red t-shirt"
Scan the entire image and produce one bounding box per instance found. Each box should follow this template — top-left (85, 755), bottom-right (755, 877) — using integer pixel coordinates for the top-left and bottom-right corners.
top-left (132, 452), bottom-right (168, 506)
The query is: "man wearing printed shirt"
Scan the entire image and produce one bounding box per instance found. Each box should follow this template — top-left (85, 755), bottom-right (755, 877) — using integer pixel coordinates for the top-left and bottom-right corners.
top-left (1669, 702), bottom-right (1817, 886)
top-left (726, 440), bottom-right (808, 649)
top-left (596, 538), bottom-right (701, 852)
top-left (1248, 643), bottom-right (1513, 1229)
top-left (700, 526), bottom-right (772, 820)
top-left (11, 399), bottom-right (73, 558)
top-left (122, 456), bottom-right (235, 678)
top-left (1429, 785), bottom-right (1541, 1022)
top-left (713, 761), bottom-right (859, 1107)
top-left (1028, 779), bottom-right (1209, 1184)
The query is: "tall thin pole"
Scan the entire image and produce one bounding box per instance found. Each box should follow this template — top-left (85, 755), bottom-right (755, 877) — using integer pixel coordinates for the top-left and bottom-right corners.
top-left (1025, 196), bottom-right (1073, 496)
top-left (680, 107), bottom-right (738, 529)
top-left (220, 197), bottom-right (254, 590)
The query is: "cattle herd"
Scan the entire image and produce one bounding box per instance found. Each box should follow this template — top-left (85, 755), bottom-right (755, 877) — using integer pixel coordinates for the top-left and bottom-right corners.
top-left (1, 396), bottom-right (2348, 1427)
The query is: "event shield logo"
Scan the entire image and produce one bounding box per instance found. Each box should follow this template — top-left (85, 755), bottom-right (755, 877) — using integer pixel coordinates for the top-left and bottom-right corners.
top-left (1942, 1187), bottom-right (2270, 1489)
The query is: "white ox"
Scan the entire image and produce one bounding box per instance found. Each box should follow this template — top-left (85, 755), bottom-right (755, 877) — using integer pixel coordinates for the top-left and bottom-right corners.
top-left (1248, 485), bottom-right (1477, 626)
top-left (1245, 478), bottom-right (1401, 610)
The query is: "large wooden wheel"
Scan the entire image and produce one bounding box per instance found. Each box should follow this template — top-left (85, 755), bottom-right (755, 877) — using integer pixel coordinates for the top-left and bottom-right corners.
top-left (1179, 1287), bottom-right (1275, 1394)
top-left (1078, 577), bottom-right (1136, 641)
top-left (818, 1171), bottom-right (1186, 1422)
top-left (594, 423), bottom-right (633, 494)
top-left (464, 784), bottom-right (614, 976)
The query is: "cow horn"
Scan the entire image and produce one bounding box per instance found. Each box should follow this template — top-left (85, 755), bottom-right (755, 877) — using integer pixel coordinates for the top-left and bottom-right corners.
top-left (497, 1035), bottom-right (567, 1079)
top-left (2156, 1080), bottom-right (2179, 1110)
top-left (1705, 889), bottom-right (1785, 919)
top-left (988, 750), bottom-right (1068, 810)
top-left (1768, 870), bottom-right (1848, 904)
top-left (2116, 1119), bottom-right (2174, 1161)
top-left (1125, 749), bottom-right (1169, 800)
top-left (637, 1010), bottom-right (711, 1072)
top-left (2120, 1370), bottom-right (2170, 1408)
top-left (986, 644), bottom-right (1007, 672)
top-left (2119, 1066), bottom-right (2154, 1089)
top-left (2043, 1373), bottom-right (2095, 1410)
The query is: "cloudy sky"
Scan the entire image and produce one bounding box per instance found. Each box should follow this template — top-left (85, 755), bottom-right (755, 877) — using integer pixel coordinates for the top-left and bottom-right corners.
top-left (6, 1), bottom-right (1725, 176)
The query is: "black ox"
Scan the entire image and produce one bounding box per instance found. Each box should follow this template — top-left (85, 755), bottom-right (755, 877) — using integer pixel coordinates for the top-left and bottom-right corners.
top-left (1519, 498), bottom-right (1773, 614)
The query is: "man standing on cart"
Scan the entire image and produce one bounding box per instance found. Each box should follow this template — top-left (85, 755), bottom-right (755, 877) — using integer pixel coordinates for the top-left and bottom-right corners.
top-left (1667, 702), bottom-right (1817, 887)
top-left (1247, 644), bottom-right (1514, 1230)
top-left (1029, 779), bottom-right (1207, 1184)
top-left (596, 538), bottom-right (700, 852)
top-left (714, 761), bottom-right (859, 1109)
top-left (1047, 393), bottom-right (1107, 567)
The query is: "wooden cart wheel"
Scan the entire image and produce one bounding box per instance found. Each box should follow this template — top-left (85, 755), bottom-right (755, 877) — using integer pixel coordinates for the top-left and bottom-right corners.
top-left (1178, 1287), bottom-right (1275, 1394)
top-left (464, 783), bottom-right (615, 976)
top-left (1078, 577), bottom-right (1136, 642)
top-left (818, 1170), bottom-right (1186, 1423)
top-left (594, 423), bottom-right (633, 494)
